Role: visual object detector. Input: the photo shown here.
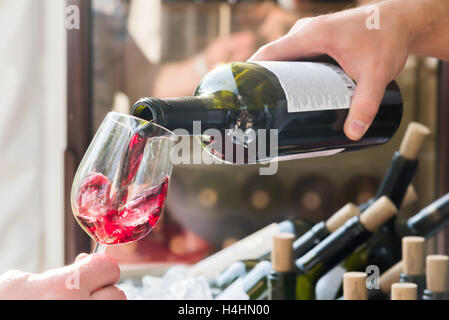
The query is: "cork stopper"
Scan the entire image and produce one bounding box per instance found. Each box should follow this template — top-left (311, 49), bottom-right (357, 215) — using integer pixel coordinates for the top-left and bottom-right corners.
top-left (399, 122), bottom-right (431, 160)
top-left (380, 261), bottom-right (404, 294)
top-left (426, 255), bottom-right (449, 292)
top-left (359, 196), bottom-right (397, 232)
top-left (325, 203), bottom-right (361, 233)
top-left (343, 272), bottom-right (367, 300)
top-left (402, 236), bottom-right (426, 275)
top-left (391, 283), bottom-right (418, 300)
top-left (272, 233), bottom-right (294, 272)
top-left (400, 185), bottom-right (418, 209)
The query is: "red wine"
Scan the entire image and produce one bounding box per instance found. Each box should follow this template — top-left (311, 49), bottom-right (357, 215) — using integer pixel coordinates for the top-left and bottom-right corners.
top-left (131, 61), bottom-right (402, 164)
top-left (75, 173), bottom-right (169, 245)
top-left (74, 130), bottom-right (169, 245)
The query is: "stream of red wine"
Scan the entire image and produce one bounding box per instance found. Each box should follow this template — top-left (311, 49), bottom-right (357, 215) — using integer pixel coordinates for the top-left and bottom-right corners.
top-left (75, 132), bottom-right (169, 245)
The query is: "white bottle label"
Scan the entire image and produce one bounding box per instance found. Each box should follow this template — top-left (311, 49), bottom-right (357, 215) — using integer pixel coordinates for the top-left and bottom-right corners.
top-left (254, 61), bottom-right (356, 113)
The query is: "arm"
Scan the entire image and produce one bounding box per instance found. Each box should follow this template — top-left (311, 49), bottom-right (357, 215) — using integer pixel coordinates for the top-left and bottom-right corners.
top-left (250, 0), bottom-right (449, 141)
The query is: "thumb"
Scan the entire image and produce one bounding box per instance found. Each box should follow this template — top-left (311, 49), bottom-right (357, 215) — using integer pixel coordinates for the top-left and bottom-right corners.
top-left (249, 18), bottom-right (320, 61)
top-left (344, 75), bottom-right (387, 141)
top-left (75, 253), bottom-right (89, 263)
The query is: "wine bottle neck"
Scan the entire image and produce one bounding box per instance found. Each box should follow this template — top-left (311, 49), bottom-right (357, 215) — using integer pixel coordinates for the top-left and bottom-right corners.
top-left (406, 193), bottom-right (449, 238)
top-left (131, 96), bottom-right (229, 133)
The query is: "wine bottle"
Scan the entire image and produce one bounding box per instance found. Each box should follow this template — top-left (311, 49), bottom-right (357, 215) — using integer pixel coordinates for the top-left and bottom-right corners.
top-left (422, 255), bottom-right (449, 300)
top-left (403, 192), bottom-right (449, 238)
top-left (268, 233), bottom-right (296, 300)
top-left (295, 196), bottom-right (397, 300)
top-left (190, 219), bottom-right (303, 278)
top-left (216, 261), bottom-right (272, 300)
top-left (367, 260), bottom-right (403, 300)
top-left (209, 261), bottom-right (247, 297)
top-left (131, 61), bottom-right (403, 165)
top-left (399, 236), bottom-right (426, 298)
top-left (343, 272), bottom-right (367, 300)
top-left (290, 203), bottom-right (360, 261)
top-left (361, 122), bottom-right (430, 271)
top-left (391, 283), bottom-right (418, 300)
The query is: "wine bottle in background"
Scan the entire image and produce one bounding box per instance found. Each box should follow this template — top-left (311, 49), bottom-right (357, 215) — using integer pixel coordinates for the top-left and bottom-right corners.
top-left (290, 175), bottom-right (336, 223)
top-left (422, 255), bottom-right (449, 300)
top-left (391, 283), bottom-right (418, 300)
top-left (342, 175), bottom-right (380, 207)
top-left (131, 61), bottom-right (403, 165)
top-left (268, 233), bottom-right (296, 300)
top-left (402, 192), bottom-right (449, 238)
top-left (209, 261), bottom-right (246, 298)
top-left (399, 236), bottom-right (426, 298)
top-left (295, 196), bottom-right (397, 300)
top-left (367, 260), bottom-right (403, 300)
top-left (216, 261), bottom-right (272, 300)
top-left (290, 203), bottom-right (360, 261)
top-left (242, 174), bottom-right (284, 216)
top-left (362, 122), bottom-right (430, 271)
top-left (190, 219), bottom-right (306, 278)
top-left (343, 272), bottom-right (367, 300)
top-left (341, 185), bottom-right (418, 277)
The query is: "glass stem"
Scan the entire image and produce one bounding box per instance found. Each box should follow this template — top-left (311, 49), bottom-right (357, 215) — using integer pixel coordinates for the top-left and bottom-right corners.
top-left (93, 243), bottom-right (107, 254)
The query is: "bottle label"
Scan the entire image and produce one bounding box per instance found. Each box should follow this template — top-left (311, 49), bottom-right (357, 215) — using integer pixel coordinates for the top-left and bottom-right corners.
top-left (253, 61), bottom-right (356, 113)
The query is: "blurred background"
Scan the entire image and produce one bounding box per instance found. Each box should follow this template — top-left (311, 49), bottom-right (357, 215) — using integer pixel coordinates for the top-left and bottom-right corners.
top-left (0, 0), bottom-right (448, 276)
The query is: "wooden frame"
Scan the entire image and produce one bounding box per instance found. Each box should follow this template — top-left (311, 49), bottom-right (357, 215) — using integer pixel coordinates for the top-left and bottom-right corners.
top-left (65, 0), bottom-right (93, 263)
top-left (438, 61), bottom-right (449, 254)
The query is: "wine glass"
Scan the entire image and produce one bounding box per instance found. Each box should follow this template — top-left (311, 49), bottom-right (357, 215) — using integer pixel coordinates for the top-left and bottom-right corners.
top-left (71, 112), bottom-right (175, 254)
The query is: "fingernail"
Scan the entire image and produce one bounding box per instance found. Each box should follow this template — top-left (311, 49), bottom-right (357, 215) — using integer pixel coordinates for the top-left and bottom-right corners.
top-left (348, 120), bottom-right (368, 140)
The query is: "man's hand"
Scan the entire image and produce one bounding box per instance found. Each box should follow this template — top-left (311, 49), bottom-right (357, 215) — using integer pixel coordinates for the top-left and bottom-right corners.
top-left (250, 3), bottom-right (414, 140)
top-left (0, 254), bottom-right (126, 300)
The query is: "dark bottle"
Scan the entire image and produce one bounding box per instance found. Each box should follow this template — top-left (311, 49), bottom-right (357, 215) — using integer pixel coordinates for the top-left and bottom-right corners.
top-left (422, 255), bottom-right (449, 300)
top-left (131, 61), bottom-right (403, 164)
top-left (268, 233), bottom-right (296, 300)
top-left (295, 196), bottom-right (397, 300)
top-left (291, 202), bottom-right (360, 261)
top-left (360, 122), bottom-right (430, 271)
top-left (404, 192), bottom-right (449, 238)
top-left (399, 236), bottom-right (426, 298)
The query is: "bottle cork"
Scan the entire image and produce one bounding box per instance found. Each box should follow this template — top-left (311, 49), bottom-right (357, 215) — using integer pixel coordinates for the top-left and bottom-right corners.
top-left (399, 122), bottom-right (431, 160)
top-left (391, 283), bottom-right (418, 300)
top-left (343, 272), bottom-right (367, 300)
top-left (402, 236), bottom-right (426, 275)
top-left (359, 196), bottom-right (397, 232)
top-left (380, 261), bottom-right (404, 294)
top-left (272, 233), bottom-right (294, 272)
top-left (325, 203), bottom-right (361, 233)
top-left (400, 185), bottom-right (418, 209)
top-left (426, 255), bottom-right (449, 292)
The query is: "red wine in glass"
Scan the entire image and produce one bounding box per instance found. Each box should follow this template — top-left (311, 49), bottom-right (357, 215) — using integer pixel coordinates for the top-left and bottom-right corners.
top-left (72, 115), bottom-right (175, 250)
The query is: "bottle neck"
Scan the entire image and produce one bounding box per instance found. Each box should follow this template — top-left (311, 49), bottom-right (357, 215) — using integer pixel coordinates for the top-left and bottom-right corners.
top-left (292, 221), bottom-right (329, 260)
top-left (406, 193), bottom-right (449, 237)
top-left (131, 96), bottom-right (229, 134)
